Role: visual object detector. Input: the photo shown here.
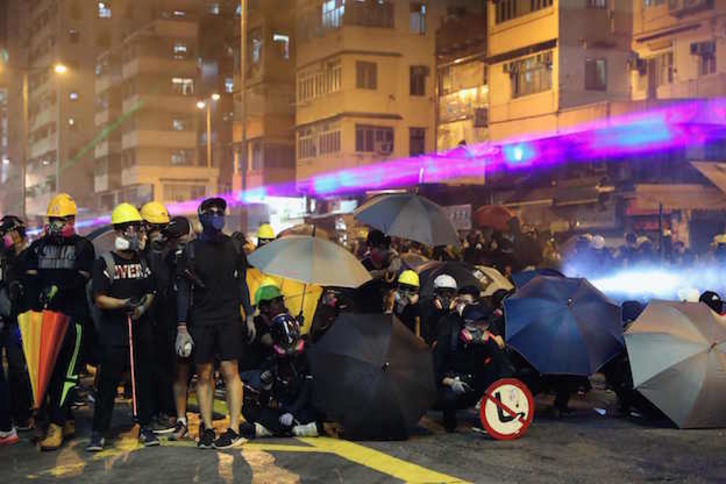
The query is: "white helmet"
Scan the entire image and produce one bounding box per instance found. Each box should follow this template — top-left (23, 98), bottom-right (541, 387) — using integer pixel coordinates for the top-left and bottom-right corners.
top-left (433, 274), bottom-right (458, 291)
top-left (591, 235), bottom-right (606, 250)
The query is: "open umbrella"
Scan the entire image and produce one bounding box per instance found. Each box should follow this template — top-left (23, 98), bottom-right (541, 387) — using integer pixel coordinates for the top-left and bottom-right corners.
top-left (87, 225), bottom-right (115, 254)
top-left (473, 205), bottom-right (516, 231)
top-left (476, 266), bottom-right (514, 297)
top-left (17, 310), bottom-right (70, 408)
top-left (309, 313), bottom-right (436, 440)
top-left (512, 268), bottom-right (565, 289)
top-left (246, 267), bottom-right (323, 334)
top-left (625, 301), bottom-right (726, 429)
top-left (354, 193), bottom-right (460, 247)
top-left (417, 261), bottom-right (483, 298)
top-left (400, 252), bottom-right (430, 271)
top-left (504, 276), bottom-right (623, 376)
top-left (278, 224), bottom-right (337, 242)
top-left (248, 235), bottom-right (371, 288)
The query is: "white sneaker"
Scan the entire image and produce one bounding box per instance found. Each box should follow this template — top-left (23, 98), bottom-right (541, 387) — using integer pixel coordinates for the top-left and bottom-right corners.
top-left (0, 428), bottom-right (19, 445)
top-left (255, 423), bottom-right (273, 438)
top-left (292, 422), bottom-right (319, 437)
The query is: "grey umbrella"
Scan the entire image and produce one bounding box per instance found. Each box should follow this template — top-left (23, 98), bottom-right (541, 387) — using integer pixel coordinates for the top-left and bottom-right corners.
top-left (354, 193), bottom-right (460, 247)
top-left (248, 235), bottom-right (371, 288)
top-left (625, 301), bottom-right (726, 429)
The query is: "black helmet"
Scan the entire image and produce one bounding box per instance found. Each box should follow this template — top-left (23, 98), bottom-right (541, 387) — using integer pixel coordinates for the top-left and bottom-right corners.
top-left (271, 313), bottom-right (303, 355)
top-left (366, 229), bottom-right (390, 249)
top-left (0, 215), bottom-right (26, 238)
top-left (461, 304), bottom-right (490, 326)
top-left (699, 291), bottom-right (723, 314)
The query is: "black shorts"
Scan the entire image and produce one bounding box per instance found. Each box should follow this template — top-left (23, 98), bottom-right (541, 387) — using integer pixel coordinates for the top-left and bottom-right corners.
top-left (190, 321), bottom-right (243, 365)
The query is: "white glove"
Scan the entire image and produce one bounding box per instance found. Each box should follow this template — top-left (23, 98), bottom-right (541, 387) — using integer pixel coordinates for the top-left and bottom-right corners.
top-left (246, 315), bottom-right (256, 343)
top-left (450, 377), bottom-right (469, 395)
top-left (175, 326), bottom-right (194, 358)
top-left (279, 412), bottom-right (294, 427)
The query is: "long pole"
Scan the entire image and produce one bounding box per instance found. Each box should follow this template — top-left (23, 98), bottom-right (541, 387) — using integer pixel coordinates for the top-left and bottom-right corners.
top-left (206, 103), bottom-right (212, 169)
top-left (21, 71), bottom-right (28, 218)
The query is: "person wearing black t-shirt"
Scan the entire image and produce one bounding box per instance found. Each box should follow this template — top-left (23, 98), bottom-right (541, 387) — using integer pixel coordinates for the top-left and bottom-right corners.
top-left (86, 203), bottom-right (157, 452)
top-left (25, 194), bottom-right (95, 451)
top-left (176, 197), bottom-right (254, 450)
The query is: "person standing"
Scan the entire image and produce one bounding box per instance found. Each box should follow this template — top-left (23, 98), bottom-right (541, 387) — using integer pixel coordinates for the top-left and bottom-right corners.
top-left (25, 194), bottom-right (95, 451)
top-left (86, 203), bottom-right (157, 452)
top-left (256, 224), bottom-right (275, 249)
top-left (388, 270), bottom-right (421, 337)
top-left (176, 197), bottom-right (255, 449)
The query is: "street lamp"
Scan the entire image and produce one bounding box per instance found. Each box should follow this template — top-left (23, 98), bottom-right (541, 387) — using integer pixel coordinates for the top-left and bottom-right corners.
top-left (196, 93), bottom-right (220, 169)
top-left (53, 63), bottom-right (68, 75)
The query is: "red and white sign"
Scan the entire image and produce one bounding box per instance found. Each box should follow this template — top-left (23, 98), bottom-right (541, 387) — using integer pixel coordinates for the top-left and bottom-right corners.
top-left (479, 378), bottom-right (534, 440)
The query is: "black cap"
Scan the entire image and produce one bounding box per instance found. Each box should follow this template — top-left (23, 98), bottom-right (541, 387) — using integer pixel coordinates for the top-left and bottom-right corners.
top-left (461, 304), bottom-right (490, 324)
top-left (163, 216), bottom-right (191, 239)
top-left (199, 197), bottom-right (227, 214)
top-left (366, 229), bottom-right (390, 248)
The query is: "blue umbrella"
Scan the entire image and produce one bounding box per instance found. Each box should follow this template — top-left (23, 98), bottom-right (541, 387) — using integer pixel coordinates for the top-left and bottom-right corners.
top-left (504, 276), bottom-right (623, 376)
top-left (512, 268), bottom-right (564, 288)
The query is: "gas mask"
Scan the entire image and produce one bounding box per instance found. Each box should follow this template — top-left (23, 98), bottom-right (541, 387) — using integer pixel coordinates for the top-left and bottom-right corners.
top-left (2, 234), bottom-right (14, 251)
top-left (115, 225), bottom-right (145, 252)
top-left (46, 218), bottom-right (75, 239)
top-left (393, 285), bottom-right (419, 313)
top-left (460, 322), bottom-right (490, 345)
top-left (434, 289), bottom-right (456, 311)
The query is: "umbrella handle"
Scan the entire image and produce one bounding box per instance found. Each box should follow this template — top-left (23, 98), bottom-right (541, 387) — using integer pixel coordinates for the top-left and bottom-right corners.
top-left (127, 313), bottom-right (137, 419)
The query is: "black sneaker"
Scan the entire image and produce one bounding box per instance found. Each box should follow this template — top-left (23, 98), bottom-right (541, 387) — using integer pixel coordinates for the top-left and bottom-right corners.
top-left (70, 388), bottom-right (87, 409)
top-left (85, 432), bottom-right (105, 452)
top-left (138, 427), bottom-right (160, 447)
top-left (151, 415), bottom-right (175, 435)
top-left (168, 420), bottom-right (188, 441)
top-left (239, 422), bottom-right (256, 440)
top-left (197, 427), bottom-right (216, 449)
top-left (213, 428), bottom-right (245, 449)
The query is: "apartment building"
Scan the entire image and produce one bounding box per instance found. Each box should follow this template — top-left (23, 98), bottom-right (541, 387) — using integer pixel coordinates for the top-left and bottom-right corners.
top-left (0, 0), bottom-right (8, 213)
top-left (233, 0), bottom-right (297, 193)
top-left (293, 0), bottom-right (471, 186)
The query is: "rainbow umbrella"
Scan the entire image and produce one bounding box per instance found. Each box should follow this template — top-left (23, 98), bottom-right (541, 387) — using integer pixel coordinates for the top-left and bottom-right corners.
top-left (17, 310), bottom-right (70, 408)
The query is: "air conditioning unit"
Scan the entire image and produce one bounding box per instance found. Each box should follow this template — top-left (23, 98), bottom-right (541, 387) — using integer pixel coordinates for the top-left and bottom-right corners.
top-left (374, 141), bottom-right (393, 155)
top-left (473, 107), bottom-right (489, 128)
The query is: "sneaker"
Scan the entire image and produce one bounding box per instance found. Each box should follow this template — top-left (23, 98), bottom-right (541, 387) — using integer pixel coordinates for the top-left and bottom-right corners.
top-left (213, 428), bottom-right (245, 450)
top-left (291, 422), bottom-right (319, 437)
top-left (14, 418), bottom-right (33, 432)
top-left (70, 388), bottom-right (87, 409)
top-left (85, 432), bottom-right (105, 452)
top-left (138, 427), bottom-right (160, 447)
top-left (239, 422), bottom-right (256, 440)
top-left (39, 423), bottom-right (63, 451)
top-left (150, 415), bottom-right (175, 435)
top-left (62, 420), bottom-right (76, 438)
top-left (168, 420), bottom-right (189, 441)
top-left (0, 428), bottom-right (19, 446)
top-left (197, 427), bottom-right (216, 449)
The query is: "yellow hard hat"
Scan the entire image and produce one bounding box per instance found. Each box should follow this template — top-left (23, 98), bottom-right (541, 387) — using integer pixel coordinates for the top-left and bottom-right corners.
top-left (111, 203), bottom-right (143, 226)
top-left (258, 223), bottom-right (275, 240)
top-left (398, 270), bottom-right (420, 288)
top-left (47, 193), bottom-right (78, 218)
top-left (713, 234), bottom-right (726, 245)
top-left (140, 201), bottom-right (170, 225)
top-left (260, 276), bottom-right (280, 289)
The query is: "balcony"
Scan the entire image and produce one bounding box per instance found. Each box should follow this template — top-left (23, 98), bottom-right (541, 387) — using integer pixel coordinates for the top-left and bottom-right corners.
top-left (656, 73), bottom-right (726, 99)
top-left (94, 140), bottom-right (122, 159)
top-left (121, 130), bottom-right (196, 150)
top-left (29, 136), bottom-right (56, 159)
top-left (122, 56), bottom-right (197, 79)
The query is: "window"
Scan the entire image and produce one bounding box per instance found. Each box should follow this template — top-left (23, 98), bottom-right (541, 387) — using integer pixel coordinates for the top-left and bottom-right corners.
top-left (225, 78), bottom-right (234, 93)
top-left (171, 77), bottom-right (194, 95)
top-left (654, 52), bottom-right (674, 86)
top-left (297, 128), bottom-right (316, 159)
top-left (273, 34), bottom-right (290, 60)
top-left (207, 3), bottom-right (220, 15)
top-left (298, 60), bottom-right (342, 102)
top-left (644, 0), bottom-right (665, 7)
top-left (410, 65), bottom-right (427, 96)
top-left (585, 58), bottom-right (607, 91)
top-left (697, 42), bottom-right (717, 76)
top-left (68, 29), bottom-right (80, 43)
top-left (356, 125), bottom-right (394, 153)
top-left (356, 61), bottom-right (377, 90)
top-left (410, 2), bottom-right (426, 34)
top-left (98, 1), bottom-right (112, 18)
top-left (173, 42), bottom-right (188, 59)
top-left (508, 51), bottom-right (553, 98)
top-left (251, 141), bottom-right (263, 170)
top-left (171, 149), bottom-right (194, 165)
top-left (347, 0), bottom-right (394, 28)
top-left (68, 118), bottom-right (76, 127)
top-left (249, 28), bottom-right (263, 65)
top-left (69, 91), bottom-right (79, 101)
top-left (319, 122), bottom-right (341, 155)
top-left (496, 0), bottom-right (553, 24)
top-left (164, 184), bottom-right (205, 201)
top-left (322, 0), bottom-right (344, 29)
top-left (172, 118), bottom-right (188, 131)
top-left (587, 0), bottom-right (607, 7)
top-left (409, 128), bottom-right (426, 156)
top-left (173, 10), bottom-right (186, 17)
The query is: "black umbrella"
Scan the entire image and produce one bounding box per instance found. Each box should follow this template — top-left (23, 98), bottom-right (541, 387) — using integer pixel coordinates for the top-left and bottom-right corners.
top-left (417, 261), bottom-right (484, 298)
top-left (309, 313), bottom-right (436, 440)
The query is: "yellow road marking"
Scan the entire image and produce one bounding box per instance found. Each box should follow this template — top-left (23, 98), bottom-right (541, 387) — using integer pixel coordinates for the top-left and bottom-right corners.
top-left (242, 449), bottom-right (301, 484)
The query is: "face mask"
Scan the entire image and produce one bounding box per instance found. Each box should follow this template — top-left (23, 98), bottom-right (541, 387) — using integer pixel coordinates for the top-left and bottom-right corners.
top-left (47, 220), bottom-right (75, 239)
top-left (435, 295), bottom-right (453, 312)
top-left (2, 234), bottom-right (14, 250)
top-left (115, 234), bottom-right (141, 252)
top-left (460, 324), bottom-right (489, 345)
top-left (200, 213), bottom-right (225, 233)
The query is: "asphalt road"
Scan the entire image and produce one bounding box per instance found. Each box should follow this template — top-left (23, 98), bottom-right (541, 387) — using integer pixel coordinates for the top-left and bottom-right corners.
top-left (1, 389), bottom-right (724, 483)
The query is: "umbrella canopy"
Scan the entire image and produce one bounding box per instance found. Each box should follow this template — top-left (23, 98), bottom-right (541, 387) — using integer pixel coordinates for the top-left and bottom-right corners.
top-left (87, 225), bottom-right (115, 254)
top-left (504, 276), bottom-right (623, 376)
top-left (625, 301), bottom-right (726, 429)
top-left (354, 193), bottom-right (459, 247)
top-left (248, 235), bottom-right (371, 288)
top-left (476, 266), bottom-right (514, 297)
top-left (18, 310), bottom-right (70, 408)
top-left (309, 313), bottom-right (436, 440)
top-left (416, 261), bottom-right (484, 298)
top-left (512, 268), bottom-right (565, 288)
top-left (400, 252), bottom-right (430, 271)
top-left (473, 205), bottom-right (516, 231)
top-left (278, 224), bottom-right (337, 242)
top-left (246, 267), bottom-right (323, 334)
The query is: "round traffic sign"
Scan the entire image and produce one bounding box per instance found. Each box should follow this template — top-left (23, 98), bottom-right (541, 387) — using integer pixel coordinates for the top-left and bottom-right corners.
top-left (479, 378), bottom-right (534, 440)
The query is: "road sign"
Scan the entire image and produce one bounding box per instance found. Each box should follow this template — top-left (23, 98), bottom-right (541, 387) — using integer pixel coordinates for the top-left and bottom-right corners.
top-left (479, 378), bottom-right (534, 440)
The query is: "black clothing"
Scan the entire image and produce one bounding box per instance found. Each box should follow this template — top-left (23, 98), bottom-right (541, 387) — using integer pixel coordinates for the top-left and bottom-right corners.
top-left (92, 252), bottom-right (154, 347)
top-left (25, 235), bottom-right (95, 320)
top-left (190, 320), bottom-right (244, 365)
top-left (240, 315), bottom-right (273, 371)
top-left (418, 298), bottom-right (447, 346)
top-left (395, 302), bottom-right (421, 336)
top-left (177, 235), bottom-right (252, 326)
